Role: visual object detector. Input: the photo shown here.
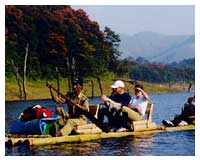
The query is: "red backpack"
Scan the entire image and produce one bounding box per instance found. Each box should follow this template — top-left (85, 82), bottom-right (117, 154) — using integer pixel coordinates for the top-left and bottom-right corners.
top-left (19, 105), bottom-right (53, 121)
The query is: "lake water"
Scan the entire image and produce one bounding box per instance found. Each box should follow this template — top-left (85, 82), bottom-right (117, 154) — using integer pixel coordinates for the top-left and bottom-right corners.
top-left (5, 91), bottom-right (195, 156)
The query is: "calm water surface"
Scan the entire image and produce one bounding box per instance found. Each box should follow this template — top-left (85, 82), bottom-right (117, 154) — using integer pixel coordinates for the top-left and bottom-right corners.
top-left (5, 92), bottom-right (195, 156)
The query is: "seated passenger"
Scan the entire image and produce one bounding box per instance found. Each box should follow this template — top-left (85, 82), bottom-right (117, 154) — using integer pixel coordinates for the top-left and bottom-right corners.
top-left (97, 80), bottom-right (131, 132)
top-left (122, 84), bottom-right (149, 122)
top-left (162, 96), bottom-right (195, 127)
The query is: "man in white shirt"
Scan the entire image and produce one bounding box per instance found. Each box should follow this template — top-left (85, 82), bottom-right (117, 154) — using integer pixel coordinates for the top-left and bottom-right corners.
top-left (122, 84), bottom-right (149, 121)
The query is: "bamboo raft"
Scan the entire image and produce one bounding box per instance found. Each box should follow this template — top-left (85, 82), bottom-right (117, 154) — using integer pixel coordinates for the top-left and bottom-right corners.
top-left (5, 124), bottom-right (194, 147)
top-left (5, 103), bottom-right (195, 147)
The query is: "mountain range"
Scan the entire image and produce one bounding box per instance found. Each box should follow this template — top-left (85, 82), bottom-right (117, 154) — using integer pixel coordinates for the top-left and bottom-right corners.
top-left (119, 31), bottom-right (194, 64)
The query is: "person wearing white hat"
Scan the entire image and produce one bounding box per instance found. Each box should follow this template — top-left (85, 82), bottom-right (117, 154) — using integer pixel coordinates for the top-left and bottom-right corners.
top-left (111, 80), bottom-right (125, 88)
top-left (98, 80), bottom-right (131, 132)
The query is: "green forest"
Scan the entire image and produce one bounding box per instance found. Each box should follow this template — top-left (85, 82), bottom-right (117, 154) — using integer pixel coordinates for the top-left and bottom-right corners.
top-left (5, 6), bottom-right (194, 86)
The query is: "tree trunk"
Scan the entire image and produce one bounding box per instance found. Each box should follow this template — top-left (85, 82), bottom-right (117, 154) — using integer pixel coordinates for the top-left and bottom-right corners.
top-left (22, 43), bottom-right (29, 100)
top-left (56, 67), bottom-right (60, 96)
top-left (91, 80), bottom-right (94, 99)
top-left (66, 57), bottom-right (72, 92)
top-left (71, 57), bottom-right (76, 91)
top-left (10, 59), bottom-right (22, 100)
top-left (97, 77), bottom-right (103, 96)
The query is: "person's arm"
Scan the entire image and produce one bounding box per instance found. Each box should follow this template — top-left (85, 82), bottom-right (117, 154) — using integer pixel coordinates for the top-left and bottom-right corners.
top-left (49, 87), bottom-right (66, 104)
top-left (80, 94), bottom-right (89, 112)
top-left (135, 87), bottom-right (149, 100)
top-left (101, 95), bottom-right (121, 110)
top-left (128, 103), bottom-right (142, 114)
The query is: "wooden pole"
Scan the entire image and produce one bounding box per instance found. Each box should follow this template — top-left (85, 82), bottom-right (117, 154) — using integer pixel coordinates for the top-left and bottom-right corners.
top-left (188, 82), bottom-right (192, 93)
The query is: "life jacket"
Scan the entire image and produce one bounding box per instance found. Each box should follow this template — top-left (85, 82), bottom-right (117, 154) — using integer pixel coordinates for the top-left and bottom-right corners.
top-left (19, 105), bottom-right (53, 121)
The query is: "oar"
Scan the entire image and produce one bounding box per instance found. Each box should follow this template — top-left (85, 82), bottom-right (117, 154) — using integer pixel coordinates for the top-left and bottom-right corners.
top-left (46, 82), bottom-right (109, 132)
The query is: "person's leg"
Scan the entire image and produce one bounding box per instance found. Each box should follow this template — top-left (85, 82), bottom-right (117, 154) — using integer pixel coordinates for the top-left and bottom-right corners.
top-left (55, 106), bottom-right (69, 127)
top-left (122, 106), bottom-right (143, 121)
top-left (113, 111), bottom-right (129, 129)
top-left (162, 120), bottom-right (174, 127)
top-left (121, 112), bottom-right (129, 128)
top-left (97, 104), bottom-right (109, 123)
top-left (172, 115), bottom-right (182, 126)
top-left (59, 118), bottom-right (87, 136)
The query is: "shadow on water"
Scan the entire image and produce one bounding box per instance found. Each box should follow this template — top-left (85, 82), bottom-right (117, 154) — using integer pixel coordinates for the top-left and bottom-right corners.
top-left (5, 92), bottom-right (195, 156)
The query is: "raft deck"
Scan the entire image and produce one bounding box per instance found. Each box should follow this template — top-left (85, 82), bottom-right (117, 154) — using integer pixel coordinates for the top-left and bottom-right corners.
top-left (5, 124), bottom-right (194, 147)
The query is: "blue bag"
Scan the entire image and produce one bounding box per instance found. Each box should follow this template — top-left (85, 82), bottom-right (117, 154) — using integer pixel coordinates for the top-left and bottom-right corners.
top-left (10, 116), bottom-right (60, 135)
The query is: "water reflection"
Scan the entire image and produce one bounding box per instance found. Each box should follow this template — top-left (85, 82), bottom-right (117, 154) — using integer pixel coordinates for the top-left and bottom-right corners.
top-left (36, 141), bottom-right (101, 156)
top-left (129, 135), bottom-right (154, 156)
top-left (6, 145), bottom-right (31, 156)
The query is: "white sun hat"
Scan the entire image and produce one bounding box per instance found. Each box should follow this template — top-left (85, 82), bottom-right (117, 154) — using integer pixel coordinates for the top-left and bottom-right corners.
top-left (111, 80), bottom-right (125, 88)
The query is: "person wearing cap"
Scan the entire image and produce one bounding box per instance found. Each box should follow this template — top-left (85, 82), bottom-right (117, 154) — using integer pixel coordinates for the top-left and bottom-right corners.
top-left (49, 78), bottom-right (89, 136)
top-left (98, 80), bottom-right (131, 132)
top-left (162, 96), bottom-right (195, 127)
top-left (121, 84), bottom-right (149, 123)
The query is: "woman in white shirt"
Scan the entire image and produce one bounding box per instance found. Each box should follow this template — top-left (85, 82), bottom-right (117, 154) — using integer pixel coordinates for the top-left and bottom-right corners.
top-left (122, 84), bottom-right (149, 121)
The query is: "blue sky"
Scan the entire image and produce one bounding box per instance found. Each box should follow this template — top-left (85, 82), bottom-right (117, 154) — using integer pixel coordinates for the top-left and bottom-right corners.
top-left (72, 5), bottom-right (194, 36)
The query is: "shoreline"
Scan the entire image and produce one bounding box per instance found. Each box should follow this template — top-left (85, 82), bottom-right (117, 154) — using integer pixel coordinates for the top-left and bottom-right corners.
top-left (6, 77), bottom-right (193, 102)
top-left (5, 90), bottom-right (193, 103)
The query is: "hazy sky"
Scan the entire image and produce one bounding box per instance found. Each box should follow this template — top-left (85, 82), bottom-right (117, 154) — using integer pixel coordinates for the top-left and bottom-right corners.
top-left (72, 5), bottom-right (194, 36)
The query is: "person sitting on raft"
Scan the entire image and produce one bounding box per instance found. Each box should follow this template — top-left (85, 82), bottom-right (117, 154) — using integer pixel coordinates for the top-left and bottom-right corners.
top-left (98, 80), bottom-right (131, 132)
top-left (121, 84), bottom-right (149, 124)
top-left (48, 78), bottom-right (89, 136)
top-left (162, 96), bottom-right (195, 127)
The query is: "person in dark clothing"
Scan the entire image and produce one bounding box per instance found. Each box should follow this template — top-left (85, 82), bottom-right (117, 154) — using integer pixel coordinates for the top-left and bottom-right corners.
top-left (97, 80), bottom-right (131, 132)
top-left (162, 96), bottom-right (195, 127)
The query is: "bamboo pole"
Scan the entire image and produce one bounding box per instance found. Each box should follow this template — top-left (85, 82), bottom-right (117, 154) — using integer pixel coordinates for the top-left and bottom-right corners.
top-left (133, 123), bottom-right (158, 132)
top-left (76, 127), bottom-right (102, 134)
top-left (76, 123), bottom-right (97, 130)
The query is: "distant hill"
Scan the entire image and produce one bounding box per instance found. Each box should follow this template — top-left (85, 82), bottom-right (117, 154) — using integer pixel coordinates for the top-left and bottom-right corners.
top-left (119, 31), bottom-right (194, 64)
top-left (128, 56), bottom-right (195, 69)
top-left (168, 58), bottom-right (195, 69)
top-left (124, 56), bottom-right (195, 83)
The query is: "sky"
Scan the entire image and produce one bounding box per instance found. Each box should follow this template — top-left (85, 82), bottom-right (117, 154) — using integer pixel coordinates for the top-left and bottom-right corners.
top-left (72, 5), bottom-right (194, 36)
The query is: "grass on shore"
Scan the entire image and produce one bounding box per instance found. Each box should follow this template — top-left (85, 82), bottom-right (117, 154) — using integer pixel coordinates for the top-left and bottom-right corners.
top-left (5, 77), bottom-right (185, 101)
